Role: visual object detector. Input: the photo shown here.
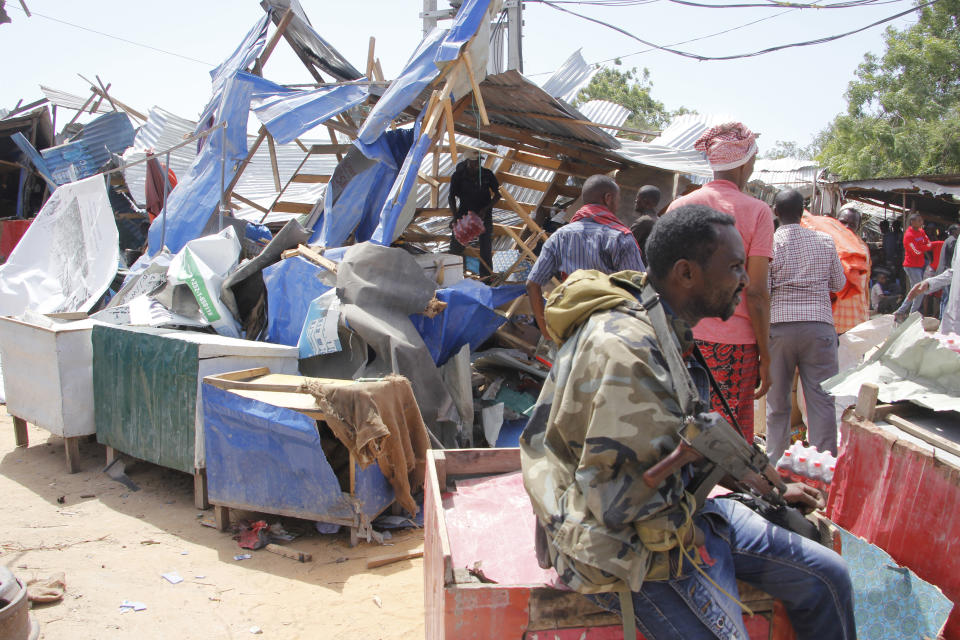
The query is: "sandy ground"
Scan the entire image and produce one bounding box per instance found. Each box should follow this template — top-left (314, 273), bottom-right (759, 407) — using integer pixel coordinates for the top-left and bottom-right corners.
top-left (0, 413), bottom-right (425, 639)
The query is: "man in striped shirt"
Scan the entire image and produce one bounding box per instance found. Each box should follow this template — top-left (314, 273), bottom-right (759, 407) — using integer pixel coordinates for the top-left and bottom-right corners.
top-left (766, 189), bottom-right (846, 466)
top-left (526, 175), bottom-right (644, 340)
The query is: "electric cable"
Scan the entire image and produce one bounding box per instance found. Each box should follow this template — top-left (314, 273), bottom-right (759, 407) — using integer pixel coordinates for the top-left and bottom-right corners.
top-left (528, 0), bottom-right (936, 61)
top-left (5, 5), bottom-right (216, 66)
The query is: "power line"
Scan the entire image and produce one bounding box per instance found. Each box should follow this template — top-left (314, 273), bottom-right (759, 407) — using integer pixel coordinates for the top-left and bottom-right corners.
top-left (5, 5), bottom-right (216, 67)
top-left (528, 0), bottom-right (935, 61)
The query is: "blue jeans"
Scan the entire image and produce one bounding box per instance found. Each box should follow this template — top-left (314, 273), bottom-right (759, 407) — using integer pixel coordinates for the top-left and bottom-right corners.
top-left (587, 499), bottom-right (856, 640)
top-left (895, 266), bottom-right (927, 315)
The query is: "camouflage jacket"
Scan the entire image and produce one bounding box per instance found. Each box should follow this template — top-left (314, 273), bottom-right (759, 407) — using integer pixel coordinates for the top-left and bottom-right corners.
top-left (520, 270), bottom-right (710, 593)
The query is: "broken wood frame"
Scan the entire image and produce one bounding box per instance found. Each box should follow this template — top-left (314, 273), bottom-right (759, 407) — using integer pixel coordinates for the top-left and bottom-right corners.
top-left (204, 367), bottom-right (396, 546)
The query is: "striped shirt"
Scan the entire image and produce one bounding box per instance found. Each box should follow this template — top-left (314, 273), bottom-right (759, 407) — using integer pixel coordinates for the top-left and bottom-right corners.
top-left (769, 224), bottom-right (846, 325)
top-left (526, 220), bottom-right (645, 285)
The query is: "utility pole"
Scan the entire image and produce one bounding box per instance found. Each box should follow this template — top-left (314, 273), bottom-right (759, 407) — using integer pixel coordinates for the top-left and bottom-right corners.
top-left (422, 0), bottom-right (439, 37)
top-left (506, 0), bottom-right (523, 72)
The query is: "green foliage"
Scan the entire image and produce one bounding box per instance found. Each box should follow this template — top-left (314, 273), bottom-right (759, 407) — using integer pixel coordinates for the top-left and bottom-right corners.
top-left (817, 0), bottom-right (960, 178)
top-left (574, 66), bottom-right (691, 139)
top-left (761, 140), bottom-right (817, 160)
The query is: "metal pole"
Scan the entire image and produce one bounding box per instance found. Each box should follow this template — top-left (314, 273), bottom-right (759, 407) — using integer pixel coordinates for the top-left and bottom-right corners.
top-left (219, 123), bottom-right (227, 232)
top-left (422, 0), bottom-right (438, 36)
top-left (160, 150), bottom-right (171, 251)
top-left (507, 0), bottom-right (523, 72)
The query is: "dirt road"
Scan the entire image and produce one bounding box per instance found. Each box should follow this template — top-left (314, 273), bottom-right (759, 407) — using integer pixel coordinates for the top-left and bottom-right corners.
top-left (0, 413), bottom-right (425, 639)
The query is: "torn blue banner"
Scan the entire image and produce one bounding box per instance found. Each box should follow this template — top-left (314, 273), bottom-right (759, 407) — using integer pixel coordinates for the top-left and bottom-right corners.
top-left (410, 279), bottom-right (525, 367)
top-left (370, 120), bottom-right (434, 245)
top-left (436, 0), bottom-right (493, 63)
top-left (262, 255), bottom-right (334, 346)
top-left (297, 289), bottom-right (342, 359)
top-left (248, 74), bottom-right (369, 145)
top-left (145, 16), bottom-right (270, 256)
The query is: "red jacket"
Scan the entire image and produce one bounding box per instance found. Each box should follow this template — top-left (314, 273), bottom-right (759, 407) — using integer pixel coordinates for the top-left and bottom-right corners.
top-left (903, 226), bottom-right (931, 268)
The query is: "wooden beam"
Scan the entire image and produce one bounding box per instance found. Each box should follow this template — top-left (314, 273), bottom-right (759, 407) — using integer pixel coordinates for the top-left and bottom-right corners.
top-left (460, 51), bottom-right (489, 126)
top-left (418, 173), bottom-right (440, 189)
top-left (254, 8), bottom-right (294, 75)
top-left (498, 171), bottom-right (551, 192)
top-left (272, 202), bottom-right (314, 214)
top-left (366, 36), bottom-right (377, 80)
top-left (442, 96), bottom-right (458, 163)
top-left (3, 98), bottom-right (48, 119)
top-left (297, 244), bottom-right (339, 273)
top-left (373, 59), bottom-right (385, 83)
top-left (309, 143), bottom-right (354, 155)
top-left (95, 75), bottom-right (119, 111)
top-left (415, 207), bottom-right (452, 218)
top-left (267, 133), bottom-right (281, 191)
top-left (231, 193), bottom-right (269, 214)
top-left (224, 126), bottom-right (268, 197)
top-left (514, 150), bottom-right (563, 171)
top-left (290, 174), bottom-right (331, 184)
top-left (326, 126), bottom-right (344, 162)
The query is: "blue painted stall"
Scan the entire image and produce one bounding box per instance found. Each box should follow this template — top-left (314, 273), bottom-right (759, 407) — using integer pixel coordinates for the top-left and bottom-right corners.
top-left (202, 383), bottom-right (394, 533)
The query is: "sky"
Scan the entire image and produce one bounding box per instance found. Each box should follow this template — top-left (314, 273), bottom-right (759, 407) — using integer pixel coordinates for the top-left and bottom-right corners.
top-left (0, 0), bottom-right (917, 150)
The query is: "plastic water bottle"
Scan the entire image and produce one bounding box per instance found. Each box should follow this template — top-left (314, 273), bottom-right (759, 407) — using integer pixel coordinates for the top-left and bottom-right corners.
top-left (795, 454), bottom-right (809, 484)
top-left (776, 450), bottom-right (795, 481)
top-left (809, 459), bottom-right (824, 490)
top-left (823, 463), bottom-right (836, 487)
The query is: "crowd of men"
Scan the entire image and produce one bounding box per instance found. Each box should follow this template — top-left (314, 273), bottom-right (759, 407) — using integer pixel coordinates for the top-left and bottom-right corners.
top-left (445, 118), bottom-right (957, 637)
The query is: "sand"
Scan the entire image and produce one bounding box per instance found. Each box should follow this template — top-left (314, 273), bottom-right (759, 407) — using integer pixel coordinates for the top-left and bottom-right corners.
top-left (0, 413), bottom-right (425, 639)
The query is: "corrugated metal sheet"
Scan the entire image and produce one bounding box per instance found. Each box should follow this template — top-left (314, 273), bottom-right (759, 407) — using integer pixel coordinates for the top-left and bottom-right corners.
top-left (752, 158), bottom-right (819, 190)
top-left (40, 85), bottom-right (113, 114)
top-left (475, 71), bottom-right (620, 150)
top-left (652, 112), bottom-right (736, 150)
top-left (41, 111), bottom-right (135, 184)
top-left (540, 49), bottom-right (597, 104)
top-left (579, 100), bottom-right (630, 129)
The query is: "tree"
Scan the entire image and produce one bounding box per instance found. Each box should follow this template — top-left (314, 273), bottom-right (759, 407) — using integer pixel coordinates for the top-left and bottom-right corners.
top-left (816, 0), bottom-right (960, 179)
top-left (761, 140), bottom-right (816, 161)
top-left (575, 66), bottom-right (691, 139)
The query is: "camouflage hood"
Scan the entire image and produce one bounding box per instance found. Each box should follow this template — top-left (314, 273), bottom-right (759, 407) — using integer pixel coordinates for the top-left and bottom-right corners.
top-left (544, 270), bottom-right (646, 343)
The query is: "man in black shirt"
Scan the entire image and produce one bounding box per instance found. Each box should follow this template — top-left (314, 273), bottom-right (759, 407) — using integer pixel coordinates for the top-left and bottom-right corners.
top-left (448, 148), bottom-right (501, 278)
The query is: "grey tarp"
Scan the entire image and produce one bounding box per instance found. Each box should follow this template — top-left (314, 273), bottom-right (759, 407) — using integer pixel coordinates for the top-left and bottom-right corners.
top-left (334, 243), bottom-right (460, 441)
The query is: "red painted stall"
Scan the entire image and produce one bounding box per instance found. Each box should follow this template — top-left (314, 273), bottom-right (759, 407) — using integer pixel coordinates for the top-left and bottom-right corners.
top-left (827, 409), bottom-right (960, 638)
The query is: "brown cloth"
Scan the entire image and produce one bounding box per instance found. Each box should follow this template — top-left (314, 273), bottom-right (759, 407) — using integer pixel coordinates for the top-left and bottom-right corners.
top-left (304, 375), bottom-right (429, 516)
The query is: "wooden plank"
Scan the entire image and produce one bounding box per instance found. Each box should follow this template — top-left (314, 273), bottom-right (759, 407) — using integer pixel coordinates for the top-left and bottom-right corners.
top-left (367, 547), bottom-right (424, 569)
top-left (497, 224), bottom-right (540, 264)
top-left (267, 133), bottom-right (282, 191)
top-left (485, 108), bottom-right (659, 138)
top-left (254, 8), bottom-right (294, 74)
top-left (265, 543), bottom-right (312, 562)
top-left (214, 505), bottom-right (231, 532)
top-left (231, 193), bottom-right (269, 214)
top-left (224, 127), bottom-right (267, 197)
top-left (64, 436), bottom-right (81, 474)
top-left (422, 90), bottom-right (444, 140)
top-left (13, 416), bottom-right (28, 448)
top-left (205, 367), bottom-right (271, 383)
top-left (514, 150), bottom-right (562, 171)
top-left (886, 413), bottom-right (960, 458)
top-left (855, 383), bottom-right (879, 422)
top-left (497, 171), bottom-right (551, 192)
top-left (366, 36), bottom-right (377, 80)
top-left (297, 244), bottom-right (339, 273)
top-left (418, 172), bottom-right (441, 188)
top-left (415, 207), bottom-right (452, 218)
top-left (290, 174), bottom-right (331, 184)
top-left (500, 188), bottom-right (547, 238)
top-left (425, 450), bottom-right (454, 587)
top-left (442, 448), bottom-right (521, 477)
top-left (373, 59), bottom-right (385, 83)
top-left (272, 201), bottom-right (314, 214)
top-left (308, 143), bottom-right (355, 155)
top-left (460, 51), bottom-right (489, 125)
top-left (194, 468), bottom-right (210, 510)
top-left (442, 96), bottom-right (458, 163)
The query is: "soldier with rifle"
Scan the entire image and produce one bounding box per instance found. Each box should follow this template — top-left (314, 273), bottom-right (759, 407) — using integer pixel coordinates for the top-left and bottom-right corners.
top-left (520, 204), bottom-right (855, 640)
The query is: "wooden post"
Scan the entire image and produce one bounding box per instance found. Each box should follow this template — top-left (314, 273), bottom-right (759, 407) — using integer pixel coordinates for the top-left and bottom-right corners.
top-left (12, 416), bottom-right (28, 448)
top-left (64, 436), bottom-right (81, 474)
top-left (461, 51), bottom-right (489, 126)
top-left (105, 445), bottom-right (117, 466)
top-left (349, 453), bottom-right (359, 547)
top-left (194, 468), bottom-right (210, 510)
top-left (214, 505), bottom-right (231, 532)
top-left (366, 36), bottom-right (377, 79)
top-left (254, 8), bottom-right (294, 75)
top-left (266, 133), bottom-right (281, 191)
top-left (855, 383), bottom-right (879, 422)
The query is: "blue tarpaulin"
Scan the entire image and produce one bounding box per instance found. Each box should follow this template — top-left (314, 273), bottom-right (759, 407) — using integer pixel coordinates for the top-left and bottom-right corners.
top-left (310, 128), bottom-right (414, 247)
top-left (248, 73), bottom-right (369, 145)
top-left (9, 133), bottom-right (57, 190)
top-left (202, 384), bottom-right (393, 523)
top-left (370, 119), bottom-right (434, 245)
top-left (356, 28), bottom-right (446, 147)
top-left (146, 15), bottom-right (270, 256)
top-left (262, 255), bottom-right (333, 345)
top-left (436, 0), bottom-right (492, 63)
top-left (410, 279), bottom-right (525, 366)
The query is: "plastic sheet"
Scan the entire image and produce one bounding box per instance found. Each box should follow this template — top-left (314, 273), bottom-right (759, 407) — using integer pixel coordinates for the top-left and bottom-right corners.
top-left (311, 128), bottom-right (413, 247)
top-left (262, 255), bottom-right (334, 345)
top-left (0, 175), bottom-right (119, 316)
top-left (370, 121), bottom-right (434, 245)
top-left (248, 72), bottom-right (368, 145)
top-left (410, 279), bottom-right (524, 366)
top-left (146, 15), bottom-right (270, 256)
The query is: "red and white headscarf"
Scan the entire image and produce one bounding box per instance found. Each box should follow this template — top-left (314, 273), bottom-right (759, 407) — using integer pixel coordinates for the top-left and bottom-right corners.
top-left (694, 122), bottom-right (758, 171)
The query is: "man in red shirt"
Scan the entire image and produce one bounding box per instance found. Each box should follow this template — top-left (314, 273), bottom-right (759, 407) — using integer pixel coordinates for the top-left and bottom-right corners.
top-left (665, 122), bottom-right (774, 442)
top-left (895, 213), bottom-right (932, 320)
